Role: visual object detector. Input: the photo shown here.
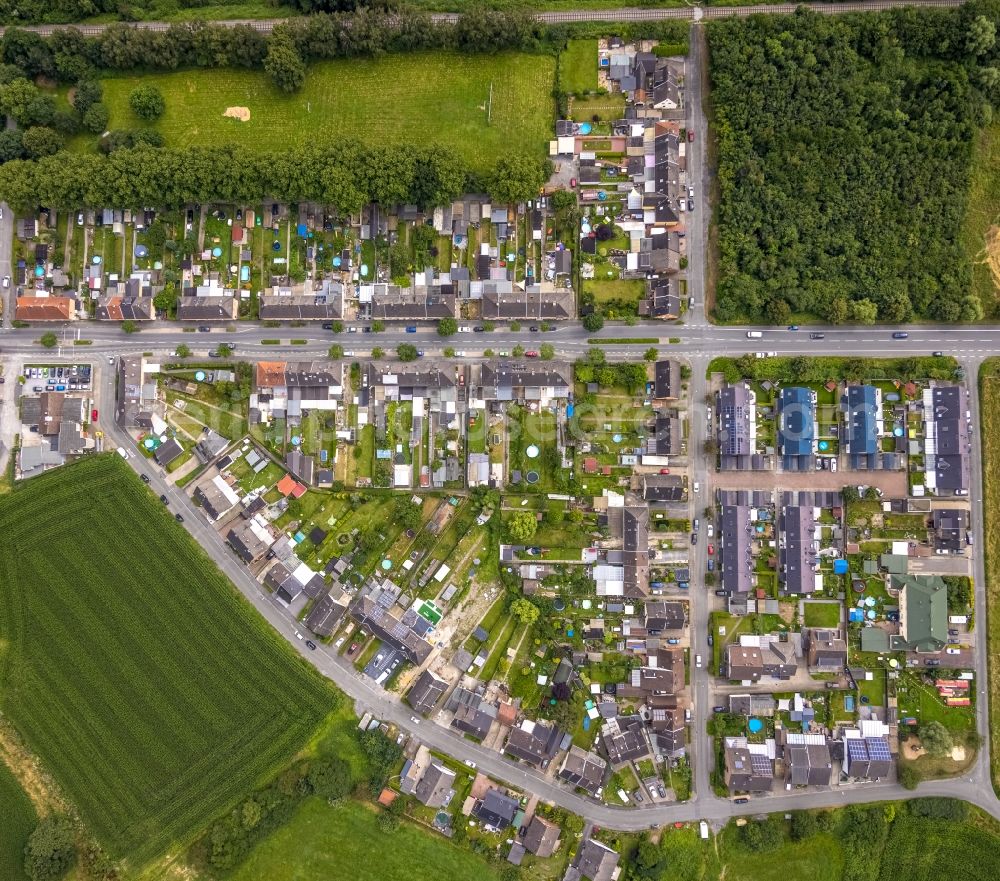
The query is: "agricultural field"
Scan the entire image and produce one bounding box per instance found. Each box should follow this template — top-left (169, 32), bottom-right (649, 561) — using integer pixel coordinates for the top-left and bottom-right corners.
top-left (80, 52), bottom-right (555, 173)
top-left (0, 764), bottom-right (36, 881)
top-left (879, 814), bottom-right (1000, 881)
top-left (230, 798), bottom-right (502, 881)
top-left (0, 456), bottom-right (335, 869)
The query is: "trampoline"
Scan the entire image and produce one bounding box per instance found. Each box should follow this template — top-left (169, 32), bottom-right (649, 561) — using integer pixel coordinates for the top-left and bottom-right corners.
top-left (194, 370), bottom-right (206, 382)
top-left (525, 471), bottom-right (540, 484)
top-left (135, 245), bottom-right (148, 258)
top-left (525, 444), bottom-right (540, 459)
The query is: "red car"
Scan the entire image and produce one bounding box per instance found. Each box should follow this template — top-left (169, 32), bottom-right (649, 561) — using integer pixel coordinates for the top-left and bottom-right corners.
top-left (525, 351), bottom-right (539, 358)
top-left (708, 545), bottom-right (715, 555)
top-left (687, 130), bottom-right (695, 142)
top-left (91, 408), bottom-right (98, 422)
top-left (659, 468), bottom-right (671, 474)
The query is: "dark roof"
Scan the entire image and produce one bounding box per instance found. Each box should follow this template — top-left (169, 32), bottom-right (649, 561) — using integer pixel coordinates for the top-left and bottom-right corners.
top-left (718, 383), bottom-right (754, 468)
top-left (779, 387), bottom-right (815, 469)
top-left (153, 438), bottom-right (184, 466)
top-left (720, 504), bottom-right (753, 596)
top-left (653, 359), bottom-right (680, 399)
top-left (558, 746), bottom-right (606, 795)
top-left (305, 590), bottom-right (347, 637)
top-left (472, 790), bottom-right (518, 829)
top-left (779, 504), bottom-right (818, 595)
top-left (406, 670), bottom-right (448, 716)
top-left (504, 721), bottom-right (564, 768)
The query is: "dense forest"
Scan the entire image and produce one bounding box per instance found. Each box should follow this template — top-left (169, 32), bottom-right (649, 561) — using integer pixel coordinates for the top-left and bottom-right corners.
top-left (709, 3), bottom-right (1000, 324)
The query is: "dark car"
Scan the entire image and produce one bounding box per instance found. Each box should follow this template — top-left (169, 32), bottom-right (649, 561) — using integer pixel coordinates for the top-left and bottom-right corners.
top-left (893, 332), bottom-right (909, 339)
top-left (925, 659), bottom-right (941, 666)
top-left (271, 202), bottom-right (279, 216)
top-left (707, 559), bottom-right (715, 571)
top-left (788, 324), bottom-right (799, 331)
top-left (691, 532), bottom-right (698, 544)
top-left (140, 474), bottom-right (150, 484)
top-left (933, 350), bottom-right (943, 357)
top-left (809, 332), bottom-right (825, 340)
top-left (198, 325), bottom-right (211, 332)
top-left (715, 589), bottom-right (727, 597)
top-left (707, 634), bottom-right (714, 647)
top-left (175, 513), bottom-right (184, 523)
top-left (306, 640), bottom-right (317, 650)
top-left (160, 494), bottom-right (168, 503)
top-left (713, 706), bottom-right (726, 713)
top-left (322, 322), bottom-right (333, 330)
top-left (734, 798), bottom-right (749, 805)
top-left (529, 325), bottom-right (539, 332)
top-left (473, 325), bottom-right (485, 332)
top-left (208, 351), bottom-right (221, 358)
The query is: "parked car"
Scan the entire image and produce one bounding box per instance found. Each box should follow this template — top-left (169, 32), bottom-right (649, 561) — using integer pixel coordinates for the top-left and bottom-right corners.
top-left (707, 559), bottom-right (714, 571)
top-left (406, 326), bottom-right (417, 333)
top-left (933, 351), bottom-right (943, 357)
top-left (659, 468), bottom-right (671, 474)
top-left (175, 513), bottom-right (184, 522)
top-left (160, 495), bottom-right (168, 503)
top-left (946, 648), bottom-right (961, 655)
top-left (687, 130), bottom-right (695, 142)
top-left (713, 705), bottom-right (726, 713)
top-left (707, 524), bottom-right (714, 538)
top-left (695, 655), bottom-right (702, 669)
top-left (925, 659), bottom-right (941, 666)
top-left (1, 276), bottom-right (9, 288)
top-left (91, 409), bottom-right (98, 422)
top-left (707, 544), bottom-right (714, 555)
top-left (525, 351), bottom-right (539, 358)
top-left (306, 640), bottom-right (317, 650)
top-left (473, 325), bottom-right (485, 332)
top-left (707, 634), bottom-right (714, 646)
top-left (140, 474), bottom-right (150, 483)
top-left (715, 590), bottom-right (727, 597)
top-left (734, 798), bottom-right (749, 805)
top-left (198, 325), bottom-right (211, 332)
top-left (691, 532), bottom-right (698, 544)
top-left (464, 759), bottom-right (477, 769)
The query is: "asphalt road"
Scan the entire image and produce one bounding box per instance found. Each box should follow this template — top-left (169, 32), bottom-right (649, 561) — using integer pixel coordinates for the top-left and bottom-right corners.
top-left (0, 0), bottom-right (972, 37)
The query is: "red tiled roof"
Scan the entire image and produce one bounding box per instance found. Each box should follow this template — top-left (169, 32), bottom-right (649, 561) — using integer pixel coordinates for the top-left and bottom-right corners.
top-left (276, 474), bottom-right (296, 496)
top-left (16, 296), bottom-right (73, 321)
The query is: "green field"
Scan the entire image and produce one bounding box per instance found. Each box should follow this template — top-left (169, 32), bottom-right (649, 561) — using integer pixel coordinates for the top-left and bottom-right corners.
top-left (803, 602), bottom-right (841, 628)
top-left (879, 815), bottom-right (1000, 881)
top-left (0, 764), bottom-right (36, 881)
top-left (84, 52), bottom-right (555, 173)
top-left (561, 39), bottom-right (598, 94)
top-left (981, 359), bottom-right (1000, 794)
top-left (231, 798), bottom-right (501, 881)
top-left (0, 456), bottom-right (336, 868)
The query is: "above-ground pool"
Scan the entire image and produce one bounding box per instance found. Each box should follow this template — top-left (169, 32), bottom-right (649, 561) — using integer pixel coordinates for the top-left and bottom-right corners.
top-left (579, 122), bottom-right (592, 135)
top-left (748, 718), bottom-right (763, 734)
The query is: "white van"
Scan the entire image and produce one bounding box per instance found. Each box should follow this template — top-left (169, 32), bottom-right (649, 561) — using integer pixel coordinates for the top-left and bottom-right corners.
top-left (116, 447), bottom-right (129, 460)
top-left (747, 331), bottom-right (763, 339)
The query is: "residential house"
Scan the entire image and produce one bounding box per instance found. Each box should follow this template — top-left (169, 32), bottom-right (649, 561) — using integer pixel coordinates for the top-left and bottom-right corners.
top-left (717, 383), bottom-right (758, 470)
top-left (194, 474), bottom-right (241, 521)
top-left (652, 359), bottom-right (681, 401)
top-left (414, 762), bottom-right (456, 808)
top-left (724, 745), bottom-right (774, 793)
top-left (727, 635), bottom-right (799, 681)
top-left (720, 503), bottom-right (753, 597)
top-left (784, 734), bottom-right (832, 787)
top-left (480, 281), bottom-right (574, 321)
top-left (115, 355), bottom-right (161, 429)
top-left (643, 601), bottom-right (685, 634)
top-left (564, 838), bottom-right (620, 881)
top-left (891, 574), bottom-right (948, 653)
top-left (478, 361), bottom-right (573, 403)
top-left (523, 815), bottom-right (561, 858)
top-left (641, 281), bottom-right (680, 320)
top-left (843, 735), bottom-right (893, 781)
top-left (227, 518), bottom-right (275, 564)
top-left (15, 295), bottom-right (75, 321)
top-left (472, 789), bottom-right (519, 830)
top-left (778, 503), bottom-right (820, 595)
top-left (95, 271), bottom-right (158, 321)
top-left (407, 669), bottom-right (448, 717)
top-left (259, 279), bottom-right (343, 321)
top-left (504, 720), bottom-right (565, 769)
top-left (841, 385), bottom-right (885, 470)
top-left (647, 698), bottom-right (685, 758)
top-left (606, 500), bottom-right (650, 598)
top-left (644, 412), bottom-right (681, 458)
top-left (726, 645), bottom-right (763, 682)
top-left (600, 715), bottom-right (650, 766)
top-left (193, 428), bottom-right (229, 464)
top-left (778, 387), bottom-right (816, 471)
top-left (932, 508), bottom-right (969, 553)
top-left (558, 746), bottom-right (607, 796)
top-left (804, 628), bottom-right (848, 672)
top-left (348, 580), bottom-right (434, 666)
top-left (304, 589), bottom-right (348, 637)
top-left (639, 473), bottom-right (684, 503)
top-left (176, 280), bottom-right (239, 321)
top-left (923, 385), bottom-right (970, 496)
top-left (446, 686), bottom-right (498, 741)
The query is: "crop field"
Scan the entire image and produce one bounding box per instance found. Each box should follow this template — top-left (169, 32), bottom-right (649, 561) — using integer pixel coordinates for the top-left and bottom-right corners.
top-left (0, 456), bottom-right (335, 868)
top-left (230, 798), bottom-right (501, 881)
top-left (879, 816), bottom-right (1000, 881)
top-left (0, 763), bottom-right (36, 881)
top-left (83, 52), bottom-right (555, 173)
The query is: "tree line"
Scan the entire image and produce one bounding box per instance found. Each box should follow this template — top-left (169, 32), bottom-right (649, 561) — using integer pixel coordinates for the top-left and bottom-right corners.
top-left (0, 8), bottom-right (552, 91)
top-left (709, 3), bottom-right (1000, 325)
top-left (0, 140), bottom-right (548, 214)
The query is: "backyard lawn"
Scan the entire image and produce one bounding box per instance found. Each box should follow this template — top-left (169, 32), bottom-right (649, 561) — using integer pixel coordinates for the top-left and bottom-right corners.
top-left (82, 52), bottom-right (555, 173)
top-left (561, 40), bottom-right (598, 94)
top-left (803, 601), bottom-right (841, 628)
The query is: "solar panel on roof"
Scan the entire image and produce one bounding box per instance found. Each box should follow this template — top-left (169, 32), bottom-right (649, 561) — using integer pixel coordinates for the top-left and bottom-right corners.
top-left (866, 738), bottom-right (891, 760)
